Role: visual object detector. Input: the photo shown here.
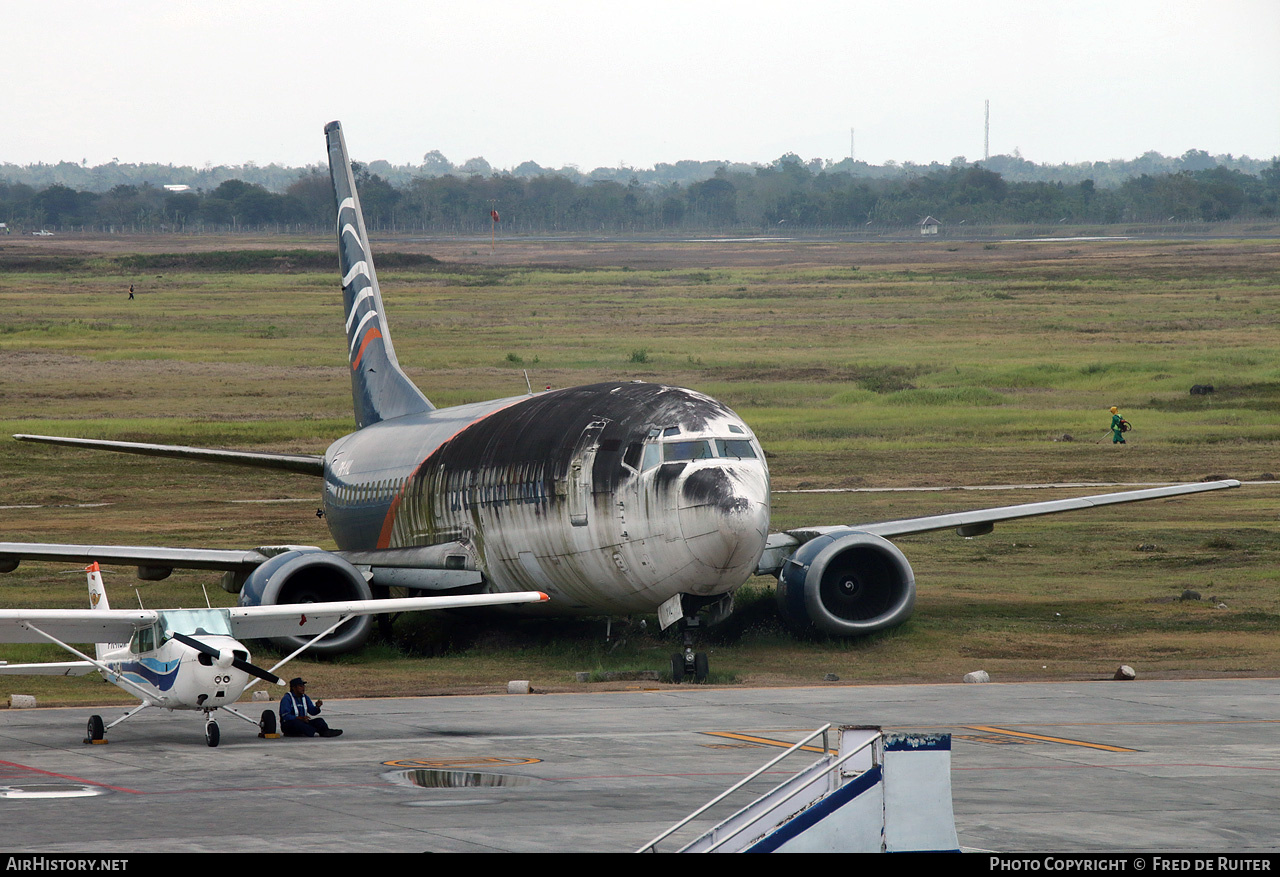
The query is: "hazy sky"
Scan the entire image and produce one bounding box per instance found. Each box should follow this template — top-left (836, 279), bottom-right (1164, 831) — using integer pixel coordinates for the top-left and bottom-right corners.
top-left (5, 1), bottom-right (1278, 172)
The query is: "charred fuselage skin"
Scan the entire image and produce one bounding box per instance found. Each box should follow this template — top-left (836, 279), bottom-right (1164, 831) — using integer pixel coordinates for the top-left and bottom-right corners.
top-left (322, 381), bottom-right (771, 614)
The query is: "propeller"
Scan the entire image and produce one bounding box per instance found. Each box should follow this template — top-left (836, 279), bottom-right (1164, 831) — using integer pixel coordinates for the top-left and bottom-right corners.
top-left (168, 631), bottom-right (285, 686)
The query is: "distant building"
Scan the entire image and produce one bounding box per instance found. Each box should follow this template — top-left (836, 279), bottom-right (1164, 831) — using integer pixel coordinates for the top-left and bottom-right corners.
top-left (163, 184), bottom-right (192, 193)
top-left (920, 216), bottom-right (940, 235)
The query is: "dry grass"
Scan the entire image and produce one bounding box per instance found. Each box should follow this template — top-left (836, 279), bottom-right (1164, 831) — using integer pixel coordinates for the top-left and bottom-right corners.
top-left (3, 230), bottom-right (1280, 706)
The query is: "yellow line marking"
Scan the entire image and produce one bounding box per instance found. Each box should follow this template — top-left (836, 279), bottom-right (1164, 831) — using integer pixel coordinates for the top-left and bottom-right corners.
top-left (965, 726), bottom-right (1137, 752)
top-left (700, 731), bottom-right (829, 753)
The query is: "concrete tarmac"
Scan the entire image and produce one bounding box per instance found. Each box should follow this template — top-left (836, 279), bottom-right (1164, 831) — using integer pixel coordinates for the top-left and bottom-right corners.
top-left (0, 679), bottom-right (1277, 853)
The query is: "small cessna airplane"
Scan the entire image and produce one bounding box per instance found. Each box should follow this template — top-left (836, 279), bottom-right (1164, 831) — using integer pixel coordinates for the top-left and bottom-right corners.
top-left (0, 563), bottom-right (547, 746)
top-left (0, 122), bottom-right (1240, 683)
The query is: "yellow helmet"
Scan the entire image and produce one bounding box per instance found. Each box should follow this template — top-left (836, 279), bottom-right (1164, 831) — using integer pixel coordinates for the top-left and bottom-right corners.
top-left (1110, 406), bottom-right (1118, 414)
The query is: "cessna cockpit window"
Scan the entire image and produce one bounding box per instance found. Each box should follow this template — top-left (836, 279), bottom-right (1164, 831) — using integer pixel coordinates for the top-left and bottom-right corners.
top-left (131, 626), bottom-right (156, 654)
top-left (158, 609), bottom-right (233, 639)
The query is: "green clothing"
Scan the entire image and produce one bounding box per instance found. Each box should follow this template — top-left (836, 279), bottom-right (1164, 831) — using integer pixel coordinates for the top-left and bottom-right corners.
top-left (1111, 413), bottom-right (1126, 443)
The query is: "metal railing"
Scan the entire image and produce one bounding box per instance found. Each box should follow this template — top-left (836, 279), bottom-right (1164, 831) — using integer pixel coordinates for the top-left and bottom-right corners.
top-left (636, 724), bottom-right (880, 853)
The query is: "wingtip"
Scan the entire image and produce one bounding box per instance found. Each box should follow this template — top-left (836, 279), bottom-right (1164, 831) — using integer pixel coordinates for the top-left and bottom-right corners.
top-left (537, 591), bottom-right (550, 602)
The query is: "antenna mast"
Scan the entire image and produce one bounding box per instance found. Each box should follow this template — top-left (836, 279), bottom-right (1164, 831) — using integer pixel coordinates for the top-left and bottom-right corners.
top-left (984, 100), bottom-right (990, 161)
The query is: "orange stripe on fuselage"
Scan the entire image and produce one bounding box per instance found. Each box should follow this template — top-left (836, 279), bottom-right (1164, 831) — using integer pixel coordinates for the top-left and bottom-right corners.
top-left (351, 327), bottom-right (383, 370)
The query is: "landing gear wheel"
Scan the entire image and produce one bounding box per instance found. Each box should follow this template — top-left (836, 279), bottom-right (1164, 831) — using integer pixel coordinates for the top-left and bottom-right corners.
top-left (670, 653), bottom-right (686, 684)
top-left (205, 721), bottom-right (220, 748)
top-left (260, 710), bottom-right (277, 736)
top-left (694, 652), bottom-right (709, 683)
top-left (85, 715), bottom-right (105, 744)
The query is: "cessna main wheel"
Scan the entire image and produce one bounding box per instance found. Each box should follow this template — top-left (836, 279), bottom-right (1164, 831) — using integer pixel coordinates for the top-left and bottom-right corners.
top-left (85, 715), bottom-right (105, 743)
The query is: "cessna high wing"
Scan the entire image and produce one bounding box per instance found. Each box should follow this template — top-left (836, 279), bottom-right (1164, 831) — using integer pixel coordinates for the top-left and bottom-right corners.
top-left (0, 563), bottom-right (547, 745)
top-left (0, 122), bottom-right (1239, 681)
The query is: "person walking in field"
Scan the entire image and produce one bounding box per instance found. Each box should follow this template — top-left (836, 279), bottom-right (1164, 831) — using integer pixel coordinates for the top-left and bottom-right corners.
top-left (1109, 406), bottom-right (1127, 444)
top-left (128, 284), bottom-right (134, 300)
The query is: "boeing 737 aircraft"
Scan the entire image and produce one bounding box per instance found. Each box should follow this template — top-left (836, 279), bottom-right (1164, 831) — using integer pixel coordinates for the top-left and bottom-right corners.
top-left (0, 122), bottom-right (1239, 680)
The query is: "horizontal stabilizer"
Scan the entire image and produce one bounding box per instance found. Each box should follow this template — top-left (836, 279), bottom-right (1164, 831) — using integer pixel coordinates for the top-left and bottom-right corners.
top-left (13, 434), bottom-right (324, 476)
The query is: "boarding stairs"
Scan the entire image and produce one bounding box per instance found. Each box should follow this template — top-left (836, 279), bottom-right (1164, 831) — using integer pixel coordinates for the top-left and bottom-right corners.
top-left (637, 724), bottom-right (959, 853)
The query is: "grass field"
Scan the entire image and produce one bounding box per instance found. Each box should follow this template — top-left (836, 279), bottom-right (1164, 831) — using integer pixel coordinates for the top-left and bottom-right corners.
top-left (2, 229), bottom-right (1278, 705)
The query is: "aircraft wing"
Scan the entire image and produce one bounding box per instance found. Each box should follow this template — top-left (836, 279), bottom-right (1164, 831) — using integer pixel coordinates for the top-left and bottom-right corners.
top-left (0, 542), bottom-right (280, 575)
top-left (226, 592), bottom-right (549, 639)
top-left (0, 543), bottom-right (483, 588)
top-left (0, 608), bottom-right (158, 644)
top-left (13, 434), bottom-right (324, 476)
top-left (763, 480), bottom-right (1242, 570)
top-left (0, 660), bottom-right (97, 676)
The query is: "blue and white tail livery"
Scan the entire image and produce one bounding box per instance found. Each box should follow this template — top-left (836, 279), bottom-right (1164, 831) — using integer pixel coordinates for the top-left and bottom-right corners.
top-left (326, 121), bottom-right (432, 428)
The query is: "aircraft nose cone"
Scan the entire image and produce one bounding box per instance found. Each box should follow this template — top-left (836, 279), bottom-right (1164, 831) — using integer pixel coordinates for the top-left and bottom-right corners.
top-left (215, 649), bottom-right (235, 669)
top-left (678, 465), bottom-right (770, 579)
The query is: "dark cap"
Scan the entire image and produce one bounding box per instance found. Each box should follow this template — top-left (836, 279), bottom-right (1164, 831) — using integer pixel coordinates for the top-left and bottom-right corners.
top-left (289, 677), bottom-right (307, 687)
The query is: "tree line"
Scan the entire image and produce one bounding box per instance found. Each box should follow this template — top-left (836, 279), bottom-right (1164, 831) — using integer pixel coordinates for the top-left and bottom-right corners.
top-left (3, 155), bottom-right (1277, 234)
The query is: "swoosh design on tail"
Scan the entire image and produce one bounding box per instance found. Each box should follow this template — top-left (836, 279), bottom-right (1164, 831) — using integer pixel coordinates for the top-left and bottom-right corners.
top-left (325, 121), bottom-right (433, 428)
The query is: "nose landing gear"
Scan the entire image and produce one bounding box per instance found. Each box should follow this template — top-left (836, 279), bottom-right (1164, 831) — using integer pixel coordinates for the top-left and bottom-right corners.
top-left (669, 615), bottom-right (710, 683)
top-left (660, 594), bottom-right (731, 684)
top-left (670, 648), bottom-right (709, 684)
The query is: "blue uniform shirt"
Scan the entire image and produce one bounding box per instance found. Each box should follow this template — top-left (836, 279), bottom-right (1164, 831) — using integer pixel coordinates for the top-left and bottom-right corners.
top-left (280, 692), bottom-right (320, 722)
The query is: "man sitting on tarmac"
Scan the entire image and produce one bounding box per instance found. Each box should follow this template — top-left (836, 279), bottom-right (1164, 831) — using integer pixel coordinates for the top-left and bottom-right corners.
top-left (279, 677), bottom-right (343, 738)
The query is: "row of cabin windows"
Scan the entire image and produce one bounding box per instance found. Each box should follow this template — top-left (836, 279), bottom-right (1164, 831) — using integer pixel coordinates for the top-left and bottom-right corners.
top-left (330, 478), bottom-right (405, 507)
top-left (442, 469), bottom-right (551, 514)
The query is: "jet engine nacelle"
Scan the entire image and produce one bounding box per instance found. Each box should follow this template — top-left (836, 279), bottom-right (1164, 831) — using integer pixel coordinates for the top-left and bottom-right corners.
top-left (775, 529), bottom-right (916, 636)
top-left (237, 549), bottom-right (373, 655)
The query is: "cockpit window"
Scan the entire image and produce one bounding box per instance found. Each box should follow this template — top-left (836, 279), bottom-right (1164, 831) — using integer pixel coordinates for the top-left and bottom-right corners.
top-left (662, 427), bottom-right (681, 437)
top-left (637, 434), bottom-right (760, 472)
top-left (715, 439), bottom-right (757, 459)
top-left (641, 443), bottom-right (662, 470)
top-left (663, 440), bottom-right (714, 462)
top-left (131, 626), bottom-right (156, 654)
top-left (158, 608), bottom-right (233, 639)
top-left (622, 442), bottom-right (643, 470)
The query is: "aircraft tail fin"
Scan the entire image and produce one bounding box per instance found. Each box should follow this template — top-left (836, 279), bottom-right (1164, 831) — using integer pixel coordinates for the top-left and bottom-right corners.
top-left (325, 121), bottom-right (433, 428)
top-left (87, 562), bottom-right (109, 611)
top-left (86, 562), bottom-right (112, 661)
